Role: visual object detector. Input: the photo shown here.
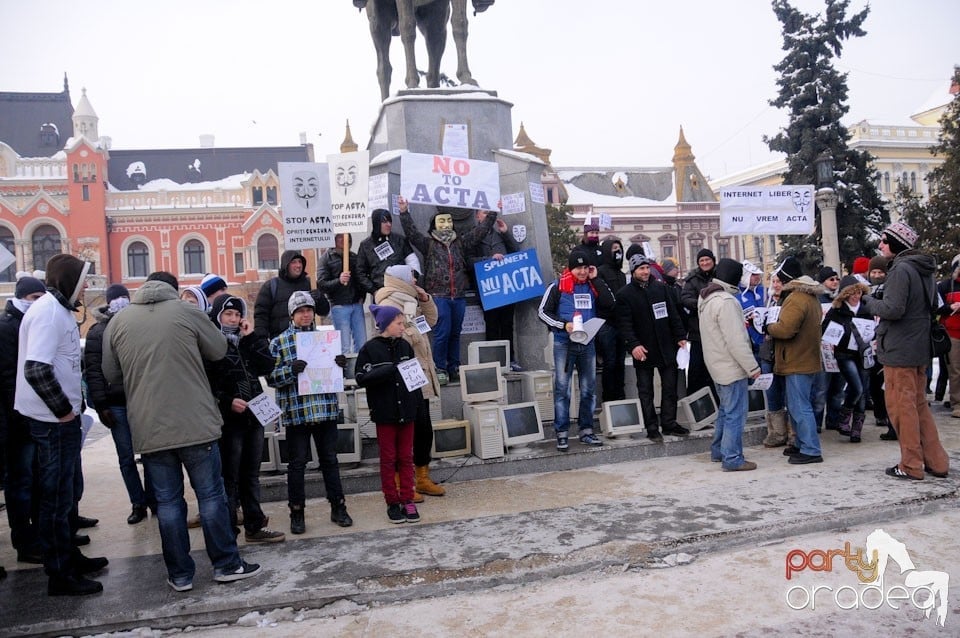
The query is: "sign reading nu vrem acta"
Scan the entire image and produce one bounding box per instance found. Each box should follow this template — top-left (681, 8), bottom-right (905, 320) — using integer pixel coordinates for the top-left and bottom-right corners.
top-left (720, 186), bottom-right (815, 235)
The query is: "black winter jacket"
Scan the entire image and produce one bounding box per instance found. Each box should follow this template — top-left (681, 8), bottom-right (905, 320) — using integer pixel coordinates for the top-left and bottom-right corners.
top-left (0, 300), bottom-right (27, 437)
top-left (596, 240), bottom-right (626, 319)
top-left (83, 306), bottom-right (126, 409)
top-left (355, 335), bottom-right (422, 424)
top-left (254, 250), bottom-right (329, 340)
top-left (680, 267), bottom-right (713, 341)
top-left (356, 209), bottom-right (418, 297)
top-left (318, 248), bottom-right (364, 306)
top-left (616, 278), bottom-right (686, 368)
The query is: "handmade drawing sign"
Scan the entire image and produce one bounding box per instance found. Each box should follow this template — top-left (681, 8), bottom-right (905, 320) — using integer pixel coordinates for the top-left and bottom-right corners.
top-left (278, 161), bottom-right (334, 249)
top-left (473, 248), bottom-right (546, 310)
top-left (719, 185), bottom-right (815, 235)
top-left (400, 152), bottom-right (500, 212)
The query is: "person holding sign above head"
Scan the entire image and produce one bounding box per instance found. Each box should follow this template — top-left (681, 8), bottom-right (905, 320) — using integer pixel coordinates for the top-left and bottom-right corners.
top-left (318, 233), bottom-right (367, 354)
top-left (205, 295), bottom-right (285, 544)
top-left (397, 195), bottom-right (496, 385)
top-left (356, 208), bottom-right (421, 300)
top-left (355, 305), bottom-right (425, 524)
top-left (267, 291), bottom-right (353, 535)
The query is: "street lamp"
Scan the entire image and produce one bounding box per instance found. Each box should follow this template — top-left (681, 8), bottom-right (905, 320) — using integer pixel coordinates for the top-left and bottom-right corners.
top-left (814, 151), bottom-right (840, 272)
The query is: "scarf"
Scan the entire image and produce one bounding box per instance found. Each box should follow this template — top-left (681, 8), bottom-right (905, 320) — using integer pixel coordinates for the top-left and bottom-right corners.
top-left (430, 229), bottom-right (457, 245)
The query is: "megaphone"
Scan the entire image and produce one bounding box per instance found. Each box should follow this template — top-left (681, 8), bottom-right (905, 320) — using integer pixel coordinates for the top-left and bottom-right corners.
top-left (569, 313), bottom-right (588, 344)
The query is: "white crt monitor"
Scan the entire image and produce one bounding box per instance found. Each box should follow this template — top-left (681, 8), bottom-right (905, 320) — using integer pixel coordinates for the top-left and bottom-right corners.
top-left (499, 401), bottom-right (544, 453)
top-left (459, 362), bottom-right (504, 403)
top-left (335, 422), bottom-right (361, 464)
top-left (677, 386), bottom-right (718, 429)
top-left (431, 419), bottom-right (471, 458)
top-left (599, 399), bottom-right (645, 438)
top-left (467, 340), bottom-right (511, 374)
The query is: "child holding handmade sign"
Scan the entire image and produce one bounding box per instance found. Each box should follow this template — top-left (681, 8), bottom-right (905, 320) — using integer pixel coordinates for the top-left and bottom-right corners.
top-left (355, 305), bottom-right (426, 524)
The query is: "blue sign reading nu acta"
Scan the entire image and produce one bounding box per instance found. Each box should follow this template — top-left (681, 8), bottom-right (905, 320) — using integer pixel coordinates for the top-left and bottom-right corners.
top-left (473, 248), bottom-right (547, 310)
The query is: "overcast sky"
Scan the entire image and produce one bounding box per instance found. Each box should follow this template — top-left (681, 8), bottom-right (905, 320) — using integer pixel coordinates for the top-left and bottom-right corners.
top-left (2, 0), bottom-right (956, 181)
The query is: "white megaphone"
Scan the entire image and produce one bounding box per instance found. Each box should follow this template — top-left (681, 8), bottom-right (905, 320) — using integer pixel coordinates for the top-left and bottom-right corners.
top-left (569, 312), bottom-right (588, 344)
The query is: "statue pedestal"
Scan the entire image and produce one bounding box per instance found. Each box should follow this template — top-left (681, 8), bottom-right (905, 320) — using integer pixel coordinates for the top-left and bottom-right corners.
top-left (366, 88), bottom-right (552, 372)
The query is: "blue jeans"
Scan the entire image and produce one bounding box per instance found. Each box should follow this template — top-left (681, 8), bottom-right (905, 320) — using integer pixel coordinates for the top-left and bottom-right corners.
top-left (552, 338), bottom-right (596, 435)
top-left (4, 416), bottom-right (38, 552)
top-left (219, 423), bottom-right (267, 534)
top-left (431, 297), bottom-right (466, 373)
top-left (785, 374), bottom-right (822, 457)
top-left (28, 416), bottom-right (80, 577)
top-left (760, 360), bottom-right (786, 412)
top-left (813, 371), bottom-right (844, 429)
top-left (330, 303), bottom-right (367, 354)
top-left (286, 421), bottom-right (344, 508)
top-left (712, 379), bottom-right (749, 469)
top-left (836, 358), bottom-right (869, 412)
top-left (108, 406), bottom-right (154, 509)
top-left (143, 442), bottom-right (242, 585)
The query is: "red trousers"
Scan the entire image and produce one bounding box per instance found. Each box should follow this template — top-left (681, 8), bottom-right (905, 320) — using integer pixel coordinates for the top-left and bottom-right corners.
top-left (884, 366), bottom-right (950, 479)
top-left (376, 421), bottom-right (415, 504)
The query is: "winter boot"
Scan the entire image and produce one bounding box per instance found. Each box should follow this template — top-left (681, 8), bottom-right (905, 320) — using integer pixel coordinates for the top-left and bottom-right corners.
top-left (880, 424), bottom-right (898, 441)
top-left (837, 407), bottom-right (853, 436)
top-left (782, 416), bottom-right (799, 456)
top-left (762, 409), bottom-right (788, 447)
top-left (289, 506), bottom-right (305, 535)
top-left (330, 498), bottom-right (353, 528)
top-left (395, 472), bottom-right (423, 503)
top-left (415, 465), bottom-right (446, 497)
top-left (849, 412), bottom-right (865, 443)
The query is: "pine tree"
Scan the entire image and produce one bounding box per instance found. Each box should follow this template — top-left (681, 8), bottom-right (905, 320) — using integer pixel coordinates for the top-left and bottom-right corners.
top-left (765, 0), bottom-right (888, 273)
top-left (545, 203), bottom-right (578, 277)
top-left (905, 67), bottom-right (960, 278)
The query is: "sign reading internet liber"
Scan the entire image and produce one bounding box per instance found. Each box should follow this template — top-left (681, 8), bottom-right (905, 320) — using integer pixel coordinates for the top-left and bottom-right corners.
top-left (474, 248), bottom-right (547, 310)
top-left (719, 185), bottom-right (815, 235)
top-left (400, 152), bottom-right (500, 212)
top-left (278, 162), bottom-right (334, 249)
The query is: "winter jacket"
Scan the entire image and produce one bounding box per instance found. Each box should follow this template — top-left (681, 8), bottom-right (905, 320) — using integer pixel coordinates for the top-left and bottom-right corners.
top-left (356, 209), bottom-right (420, 297)
top-left (680, 267), bottom-right (713, 341)
top-left (823, 281), bottom-right (873, 365)
top-left (936, 276), bottom-right (960, 340)
top-left (596, 240), bottom-right (626, 320)
top-left (267, 324), bottom-right (340, 425)
top-left (102, 280), bottom-right (228, 455)
top-left (765, 277), bottom-right (825, 375)
top-left (615, 277), bottom-right (685, 368)
top-left (0, 300), bottom-right (27, 438)
top-left (253, 250), bottom-right (329, 340)
top-left (374, 274), bottom-right (441, 399)
top-left (317, 248), bottom-right (365, 306)
top-left (355, 335), bottom-right (422, 424)
top-left (698, 280), bottom-right (761, 385)
top-left (83, 305), bottom-right (126, 410)
top-left (399, 209), bottom-right (495, 298)
top-left (860, 250), bottom-right (938, 367)
top-left (580, 240), bottom-right (604, 268)
top-left (538, 271), bottom-right (616, 345)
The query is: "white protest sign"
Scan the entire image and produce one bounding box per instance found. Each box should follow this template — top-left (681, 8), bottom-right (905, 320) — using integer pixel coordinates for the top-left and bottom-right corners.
top-left (750, 373), bottom-right (774, 391)
top-left (327, 150), bottom-right (369, 233)
top-left (822, 321), bottom-right (844, 347)
top-left (528, 182), bottom-right (545, 204)
top-left (0, 244), bottom-right (15, 272)
top-left (295, 330), bottom-right (344, 394)
top-left (461, 304), bottom-right (486, 334)
top-left (501, 192), bottom-right (526, 215)
top-left (821, 342), bottom-right (839, 373)
top-left (719, 185), bottom-right (815, 235)
top-left (752, 307), bottom-right (768, 332)
top-left (247, 393), bottom-right (282, 427)
top-left (278, 162), bottom-right (334, 249)
top-left (369, 173), bottom-right (389, 210)
top-left (852, 318), bottom-right (876, 343)
top-left (401, 153), bottom-right (500, 212)
top-left (599, 213), bottom-right (613, 231)
top-left (397, 358), bottom-right (428, 392)
top-left (442, 124), bottom-right (469, 158)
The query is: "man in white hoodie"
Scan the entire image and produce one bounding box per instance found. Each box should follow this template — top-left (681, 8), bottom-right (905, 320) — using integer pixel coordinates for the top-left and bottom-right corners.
top-left (698, 258), bottom-right (761, 471)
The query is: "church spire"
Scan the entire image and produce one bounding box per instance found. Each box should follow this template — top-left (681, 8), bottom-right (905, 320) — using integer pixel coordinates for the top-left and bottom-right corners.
top-left (72, 87), bottom-right (99, 141)
top-left (513, 122), bottom-right (552, 165)
top-left (340, 120), bottom-right (358, 153)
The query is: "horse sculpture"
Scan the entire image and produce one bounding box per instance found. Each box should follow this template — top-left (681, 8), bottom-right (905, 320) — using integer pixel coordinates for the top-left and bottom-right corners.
top-left (354, 0), bottom-right (495, 101)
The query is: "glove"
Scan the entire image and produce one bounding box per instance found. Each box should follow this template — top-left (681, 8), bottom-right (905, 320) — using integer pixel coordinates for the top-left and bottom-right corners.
top-left (97, 409), bottom-right (118, 430)
top-left (334, 354), bottom-right (347, 368)
top-left (291, 359), bottom-right (308, 374)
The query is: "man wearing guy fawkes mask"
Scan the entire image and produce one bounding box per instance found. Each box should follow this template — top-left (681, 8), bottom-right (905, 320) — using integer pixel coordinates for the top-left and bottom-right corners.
top-left (596, 238), bottom-right (627, 401)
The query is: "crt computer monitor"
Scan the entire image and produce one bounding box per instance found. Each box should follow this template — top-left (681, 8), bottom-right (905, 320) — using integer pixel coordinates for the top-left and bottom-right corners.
top-left (459, 362), bottom-right (504, 403)
top-left (431, 419), bottom-right (472, 458)
top-left (677, 386), bottom-right (718, 429)
top-left (467, 340), bottom-right (511, 374)
top-left (499, 401), bottom-right (544, 453)
top-left (599, 399), bottom-right (645, 438)
top-left (335, 422), bottom-right (361, 464)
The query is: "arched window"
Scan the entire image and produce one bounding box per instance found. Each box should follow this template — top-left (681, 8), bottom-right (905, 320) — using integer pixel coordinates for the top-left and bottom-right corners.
top-left (127, 241), bottom-right (149, 278)
top-left (883, 172), bottom-right (891, 192)
top-left (183, 239), bottom-right (205, 274)
top-left (32, 224), bottom-right (61, 271)
top-left (257, 235), bottom-right (279, 270)
top-left (252, 186), bottom-right (263, 206)
top-left (0, 227), bottom-right (15, 282)
top-left (910, 172), bottom-right (917, 192)
top-left (266, 186), bottom-right (278, 205)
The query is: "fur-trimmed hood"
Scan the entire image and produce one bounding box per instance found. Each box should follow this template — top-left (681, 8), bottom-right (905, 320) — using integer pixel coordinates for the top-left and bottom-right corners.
top-left (832, 281), bottom-right (870, 308)
top-left (781, 276), bottom-right (824, 297)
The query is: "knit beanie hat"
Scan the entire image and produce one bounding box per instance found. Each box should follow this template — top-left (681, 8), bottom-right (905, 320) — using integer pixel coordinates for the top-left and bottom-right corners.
top-left (774, 257), bottom-right (803, 284)
top-left (816, 266), bottom-right (839, 283)
top-left (15, 276), bottom-right (46, 299)
top-left (45, 254), bottom-right (90, 306)
top-left (105, 284), bottom-right (130, 303)
top-left (385, 264), bottom-right (415, 285)
top-left (625, 244), bottom-right (645, 261)
top-left (211, 295), bottom-right (247, 329)
top-left (628, 253), bottom-right (651, 274)
top-left (287, 290), bottom-right (315, 317)
top-left (200, 273), bottom-right (227, 297)
top-left (882, 222), bottom-right (918, 254)
top-left (951, 253), bottom-right (960, 272)
top-left (696, 248), bottom-right (716, 263)
top-left (714, 258), bottom-right (743, 287)
top-left (180, 286), bottom-right (210, 312)
top-left (369, 304), bottom-right (403, 333)
top-left (568, 248), bottom-right (590, 270)
top-left (852, 257), bottom-right (870, 275)
top-left (868, 255), bottom-right (889, 274)
top-left (583, 220), bottom-right (600, 233)
top-left (660, 257), bottom-right (679, 276)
